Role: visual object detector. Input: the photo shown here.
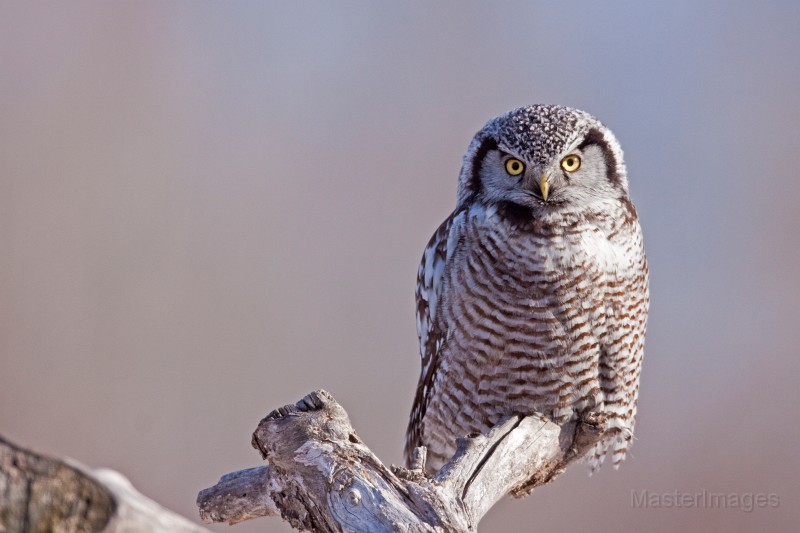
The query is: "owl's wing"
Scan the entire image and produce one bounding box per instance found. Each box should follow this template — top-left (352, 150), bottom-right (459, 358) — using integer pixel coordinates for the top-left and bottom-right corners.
top-left (404, 209), bottom-right (464, 466)
top-left (591, 217), bottom-right (650, 471)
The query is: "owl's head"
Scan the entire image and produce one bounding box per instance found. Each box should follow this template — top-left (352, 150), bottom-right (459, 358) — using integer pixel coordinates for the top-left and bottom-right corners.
top-left (456, 105), bottom-right (628, 213)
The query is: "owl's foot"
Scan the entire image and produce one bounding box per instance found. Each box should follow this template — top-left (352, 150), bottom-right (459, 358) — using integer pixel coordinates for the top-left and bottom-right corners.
top-left (392, 446), bottom-right (430, 483)
top-left (571, 411), bottom-right (608, 459)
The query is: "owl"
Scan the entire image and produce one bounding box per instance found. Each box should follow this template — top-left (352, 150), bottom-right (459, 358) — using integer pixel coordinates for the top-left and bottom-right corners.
top-left (405, 105), bottom-right (648, 474)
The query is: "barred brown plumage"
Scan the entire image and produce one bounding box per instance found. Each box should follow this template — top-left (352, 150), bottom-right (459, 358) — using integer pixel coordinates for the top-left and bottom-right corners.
top-left (405, 105), bottom-right (649, 474)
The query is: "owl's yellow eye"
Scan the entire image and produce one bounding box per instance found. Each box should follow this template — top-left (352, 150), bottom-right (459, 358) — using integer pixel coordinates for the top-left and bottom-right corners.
top-left (504, 158), bottom-right (525, 176)
top-left (560, 154), bottom-right (581, 172)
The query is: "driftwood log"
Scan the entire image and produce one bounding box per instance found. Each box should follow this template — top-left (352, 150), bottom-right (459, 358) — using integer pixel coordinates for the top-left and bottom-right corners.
top-left (197, 389), bottom-right (607, 532)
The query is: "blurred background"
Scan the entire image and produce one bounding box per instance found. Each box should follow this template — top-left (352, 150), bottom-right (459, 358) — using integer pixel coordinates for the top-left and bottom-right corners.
top-left (1, 2), bottom-right (798, 532)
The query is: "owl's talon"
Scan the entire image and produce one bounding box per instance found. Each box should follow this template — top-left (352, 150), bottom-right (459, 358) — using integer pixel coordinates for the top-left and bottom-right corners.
top-left (409, 446), bottom-right (427, 472)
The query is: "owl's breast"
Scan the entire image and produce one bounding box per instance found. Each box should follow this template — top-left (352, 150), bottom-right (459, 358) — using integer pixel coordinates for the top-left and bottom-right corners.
top-left (438, 207), bottom-right (608, 400)
top-left (444, 206), bottom-right (607, 322)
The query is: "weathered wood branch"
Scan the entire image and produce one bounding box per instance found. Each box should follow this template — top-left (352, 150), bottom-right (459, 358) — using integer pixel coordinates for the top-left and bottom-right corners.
top-left (0, 435), bottom-right (209, 533)
top-left (197, 390), bottom-right (607, 532)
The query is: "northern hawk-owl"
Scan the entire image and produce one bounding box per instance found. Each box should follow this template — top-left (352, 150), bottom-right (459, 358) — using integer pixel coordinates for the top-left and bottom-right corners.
top-left (405, 105), bottom-right (649, 473)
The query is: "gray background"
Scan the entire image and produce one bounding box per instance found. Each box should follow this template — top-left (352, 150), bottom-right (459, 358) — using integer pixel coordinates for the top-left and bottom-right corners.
top-left (1, 2), bottom-right (798, 532)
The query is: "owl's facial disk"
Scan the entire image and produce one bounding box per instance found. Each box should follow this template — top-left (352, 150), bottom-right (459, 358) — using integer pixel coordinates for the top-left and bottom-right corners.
top-left (476, 141), bottom-right (619, 211)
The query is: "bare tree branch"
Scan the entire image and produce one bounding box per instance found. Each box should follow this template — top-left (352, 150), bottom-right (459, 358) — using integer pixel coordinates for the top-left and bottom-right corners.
top-left (197, 390), bottom-right (607, 532)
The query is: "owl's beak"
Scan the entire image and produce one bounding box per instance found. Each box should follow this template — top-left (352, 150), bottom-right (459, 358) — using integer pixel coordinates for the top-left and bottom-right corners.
top-left (539, 173), bottom-right (550, 202)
